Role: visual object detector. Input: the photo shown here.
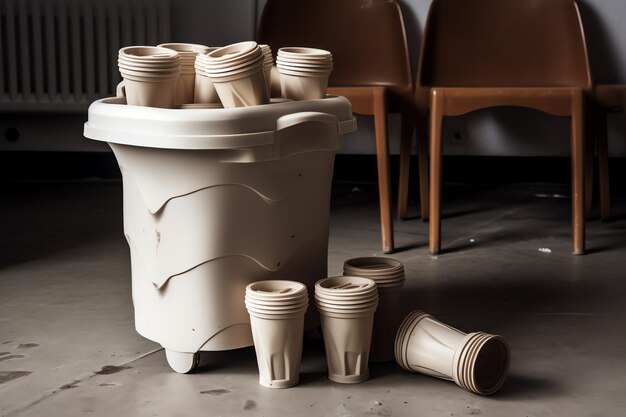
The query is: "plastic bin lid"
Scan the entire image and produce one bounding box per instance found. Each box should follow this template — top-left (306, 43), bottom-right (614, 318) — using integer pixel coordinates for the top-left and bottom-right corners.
top-left (84, 96), bottom-right (356, 150)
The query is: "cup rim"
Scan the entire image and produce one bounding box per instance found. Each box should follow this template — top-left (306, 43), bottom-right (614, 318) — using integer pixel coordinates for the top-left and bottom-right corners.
top-left (157, 42), bottom-right (210, 54)
top-left (315, 275), bottom-right (377, 293)
top-left (278, 47), bottom-right (332, 58)
top-left (207, 41), bottom-right (260, 62)
top-left (344, 256), bottom-right (404, 270)
top-left (119, 46), bottom-right (179, 60)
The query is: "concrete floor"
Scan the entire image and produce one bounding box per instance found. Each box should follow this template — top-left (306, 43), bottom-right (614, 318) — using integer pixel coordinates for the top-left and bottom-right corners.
top-left (1, 180), bottom-right (625, 416)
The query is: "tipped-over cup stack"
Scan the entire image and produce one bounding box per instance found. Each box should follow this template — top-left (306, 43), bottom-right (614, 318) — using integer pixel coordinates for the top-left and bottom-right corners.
top-left (315, 276), bottom-right (378, 384)
top-left (244, 280), bottom-right (309, 388)
top-left (276, 47), bottom-right (333, 100)
top-left (343, 257), bottom-right (405, 362)
top-left (200, 41), bottom-right (270, 108)
top-left (395, 311), bottom-right (511, 395)
top-left (158, 43), bottom-right (208, 104)
top-left (259, 44), bottom-right (274, 93)
top-left (118, 46), bottom-right (180, 108)
top-left (194, 47), bottom-right (221, 104)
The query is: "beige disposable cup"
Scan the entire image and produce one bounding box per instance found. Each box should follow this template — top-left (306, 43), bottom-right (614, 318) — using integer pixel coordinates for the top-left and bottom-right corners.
top-left (156, 43), bottom-right (209, 104)
top-left (395, 311), bottom-right (510, 395)
top-left (211, 66), bottom-right (269, 108)
top-left (369, 284), bottom-right (403, 362)
top-left (280, 72), bottom-right (330, 101)
top-left (270, 66), bottom-right (282, 97)
top-left (175, 73), bottom-right (195, 104)
top-left (318, 312), bottom-right (375, 383)
top-left (193, 73), bottom-right (220, 104)
top-left (248, 312), bottom-right (305, 388)
top-left (122, 77), bottom-right (178, 108)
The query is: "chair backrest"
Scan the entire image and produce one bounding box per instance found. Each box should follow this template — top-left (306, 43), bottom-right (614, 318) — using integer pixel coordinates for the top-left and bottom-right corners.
top-left (257, 0), bottom-right (413, 93)
top-left (417, 0), bottom-right (592, 89)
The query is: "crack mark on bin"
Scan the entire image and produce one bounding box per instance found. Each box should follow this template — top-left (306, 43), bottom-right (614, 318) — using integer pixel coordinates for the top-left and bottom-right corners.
top-left (120, 166), bottom-right (282, 215)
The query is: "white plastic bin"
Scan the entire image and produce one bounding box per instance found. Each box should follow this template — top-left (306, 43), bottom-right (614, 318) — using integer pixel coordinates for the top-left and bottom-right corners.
top-left (84, 96), bottom-right (356, 373)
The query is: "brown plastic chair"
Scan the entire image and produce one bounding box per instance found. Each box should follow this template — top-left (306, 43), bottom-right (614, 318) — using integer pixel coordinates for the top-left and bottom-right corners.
top-left (595, 84), bottom-right (625, 220)
top-left (257, 0), bottom-right (428, 254)
top-left (413, 0), bottom-right (592, 255)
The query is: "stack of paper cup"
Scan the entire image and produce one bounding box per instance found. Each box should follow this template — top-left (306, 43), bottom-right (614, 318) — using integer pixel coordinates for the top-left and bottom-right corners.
top-left (201, 41), bottom-right (269, 108)
top-left (118, 46), bottom-right (180, 108)
top-left (158, 43), bottom-right (209, 104)
top-left (276, 47), bottom-right (333, 100)
top-left (395, 311), bottom-right (510, 395)
top-left (194, 47), bottom-right (221, 104)
top-left (245, 280), bottom-right (309, 388)
top-left (315, 276), bottom-right (378, 384)
top-left (259, 44), bottom-right (274, 93)
top-left (343, 257), bottom-right (405, 362)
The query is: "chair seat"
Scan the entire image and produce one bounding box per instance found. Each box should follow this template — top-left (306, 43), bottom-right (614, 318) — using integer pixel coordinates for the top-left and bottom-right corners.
top-left (328, 86), bottom-right (414, 115)
top-left (431, 87), bottom-right (584, 117)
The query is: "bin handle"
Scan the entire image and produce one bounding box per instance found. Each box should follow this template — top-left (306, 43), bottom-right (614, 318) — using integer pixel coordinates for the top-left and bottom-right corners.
top-left (274, 111), bottom-right (340, 159)
top-left (275, 111), bottom-right (338, 131)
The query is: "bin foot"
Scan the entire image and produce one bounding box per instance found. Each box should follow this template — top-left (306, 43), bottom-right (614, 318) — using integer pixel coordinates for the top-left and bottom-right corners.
top-left (165, 349), bottom-right (199, 373)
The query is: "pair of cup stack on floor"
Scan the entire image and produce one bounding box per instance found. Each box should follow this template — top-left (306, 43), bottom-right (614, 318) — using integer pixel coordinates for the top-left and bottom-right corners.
top-left (244, 257), bottom-right (510, 395)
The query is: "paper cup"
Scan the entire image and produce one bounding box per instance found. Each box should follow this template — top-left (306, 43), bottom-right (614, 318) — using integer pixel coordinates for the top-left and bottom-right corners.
top-left (395, 311), bottom-right (510, 395)
top-left (248, 313), bottom-right (305, 388)
top-left (211, 66), bottom-right (269, 108)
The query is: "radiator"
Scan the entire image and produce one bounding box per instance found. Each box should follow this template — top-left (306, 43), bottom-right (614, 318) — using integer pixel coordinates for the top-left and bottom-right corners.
top-left (0, 0), bottom-right (171, 112)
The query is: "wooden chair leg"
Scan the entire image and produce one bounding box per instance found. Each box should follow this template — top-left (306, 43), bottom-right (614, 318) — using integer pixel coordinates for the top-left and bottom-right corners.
top-left (417, 111), bottom-right (430, 221)
top-left (397, 110), bottom-right (414, 220)
top-left (584, 120), bottom-right (594, 219)
top-left (429, 91), bottom-right (444, 255)
top-left (373, 88), bottom-right (394, 254)
top-left (571, 92), bottom-right (585, 255)
top-left (597, 108), bottom-right (611, 220)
